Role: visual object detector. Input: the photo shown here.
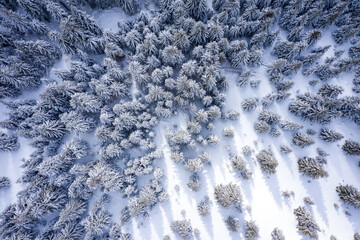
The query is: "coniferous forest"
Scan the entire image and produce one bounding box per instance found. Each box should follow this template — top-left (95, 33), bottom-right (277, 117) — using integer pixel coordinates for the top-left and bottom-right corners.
top-left (0, 0), bottom-right (360, 239)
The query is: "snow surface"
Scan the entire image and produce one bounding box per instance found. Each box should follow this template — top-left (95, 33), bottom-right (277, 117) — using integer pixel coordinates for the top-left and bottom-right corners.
top-left (1, 5), bottom-right (359, 240)
top-left (103, 69), bottom-right (360, 240)
top-left (91, 11), bottom-right (360, 239)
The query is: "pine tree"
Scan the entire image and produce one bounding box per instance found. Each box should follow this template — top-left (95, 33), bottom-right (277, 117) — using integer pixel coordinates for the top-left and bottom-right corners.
top-left (336, 184), bottom-right (360, 208)
top-left (214, 183), bottom-right (242, 208)
top-left (349, 44), bottom-right (360, 59)
top-left (171, 220), bottom-right (193, 239)
top-left (287, 26), bottom-right (304, 42)
top-left (56, 220), bottom-right (85, 240)
top-left (273, 40), bottom-right (307, 60)
top-left (304, 29), bottom-right (322, 46)
top-left (0, 132), bottom-right (19, 152)
top-left (68, 175), bottom-right (93, 200)
top-left (319, 128), bottom-right (344, 142)
top-left (38, 139), bottom-right (88, 177)
top-left (271, 228), bottom-right (285, 240)
top-left (245, 220), bottom-right (259, 240)
top-left (187, 173), bottom-right (201, 191)
top-left (258, 109), bottom-right (280, 125)
top-left (0, 8), bottom-right (33, 34)
top-left (223, 127), bottom-right (235, 138)
top-left (219, 0), bottom-right (241, 18)
top-left (293, 206), bottom-right (320, 239)
top-left (318, 84), bottom-right (343, 98)
top-left (256, 150), bottom-right (278, 174)
top-left (342, 140), bottom-right (360, 155)
top-left (0, 177), bottom-right (10, 189)
top-left (185, 158), bottom-right (204, 172)
top-left (82, 207), bottom-right (111, 239)
top-left (17, 0), bottom-right (49, 21)
top-left (45, 0), bottom-right (69, 22)
top-left (37, 120), bottom-right (68, 139)
top-left (237, 70), bottom-right (251, 87)
top-left (332, 24), bottom-right (357, 44)
top-left (225, 215), bottom-right (240, 232)
top-left (161, 45), bottom-right (185, 67)
top-left (54, 199), bottom-right (87, 229)
top-left (184, 0), bottom-right (207, 20)
top-left (174, 29), bottom-right (191, 52)
top-left (70, 93), bottom-right (102, 113)
top-left (279, 120), bottom-right (303, 131)
top-left (197, 197), bottom-right (210, 216)
top-left (254, 120), bottom-right (271, 134)
top-left (228, 40), bottom-right (249, 68)
top-left (61, 111), bottom-right (96, 133)
top-left (14, 40), bottom-right (60, 68)
top-left (190, 21), bottom-right (208, 45)
top-left (87, 161), bottom-right (124, 192)
top-left (119, 0), bottom-right (140, 15)
top-left (105, 42), bottom-right (125, 60)
top-left (206, 21), bottom-right (224, 42)
top-left (354, 233), bottom-right (360, 240)
top-left (292, 133), bottom-right (315, 148)
top-left (298, 157), bottom-right (329, 179)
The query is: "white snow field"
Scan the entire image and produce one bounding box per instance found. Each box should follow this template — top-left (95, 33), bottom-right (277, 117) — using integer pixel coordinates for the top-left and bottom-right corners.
top-left (92, 9), bottom-right (360, 240)
top-left (1, 1), bottom-right (360, 240)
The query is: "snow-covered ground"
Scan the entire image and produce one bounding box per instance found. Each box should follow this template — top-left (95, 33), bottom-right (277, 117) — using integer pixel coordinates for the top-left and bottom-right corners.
top-left (103, 69), bottom-right (360, 239)
top-left (1, 3), bottom-right (359, 240)
top-left (95, 10), bottom-right (360, 238)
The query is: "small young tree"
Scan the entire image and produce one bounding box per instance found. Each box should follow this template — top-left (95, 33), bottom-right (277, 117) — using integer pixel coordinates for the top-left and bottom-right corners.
top-left (349, 44), bottom-right (360, 59)
top-left (197, 197), bottom-right (210, 216)
top-left (237, 70), bottom-right (251, 87)
top-left (355, 232), bottom-right (360, 240)
top-left (304, 196), bottom-right (314, 206)
top-left (0, 177), bottom-right (10, 189)
top-left (271, 228), bottom-right (285, 240)
top-left (279, 120), bottom-right (303, 131)
top-left (254, 120), bottom-right (271, 134)
top-left (225, 215), bottom-right (240, 232)
top-left (223, 127), bottom-right (235, 138)
top-left (231, 155), bottom-right (246, 172)
top-left (242, 98), bottom-right (258, 111)
top-left (245, 220), bottom-right (259, 240)
top-left (280, 145), bottom-right (292, 154)
top-left (187, 173), bottom-right (201, 191)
